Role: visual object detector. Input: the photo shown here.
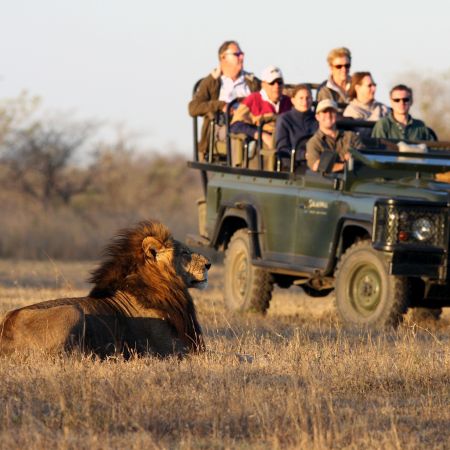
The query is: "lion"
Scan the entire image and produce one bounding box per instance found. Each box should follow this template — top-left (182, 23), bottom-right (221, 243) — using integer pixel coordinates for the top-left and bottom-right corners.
top-left (0, 220), bottom-right (210, 358)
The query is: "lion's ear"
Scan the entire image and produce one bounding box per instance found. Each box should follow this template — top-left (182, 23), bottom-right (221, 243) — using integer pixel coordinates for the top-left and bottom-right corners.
top-left (142, 236), bottom-right (163, 260)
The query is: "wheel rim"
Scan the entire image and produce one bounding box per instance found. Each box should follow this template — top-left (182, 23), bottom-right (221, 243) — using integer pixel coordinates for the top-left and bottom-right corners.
top-left (347, 263), bottom-right (382, 317)
top-left (232, 248), bottom-right (249, 303)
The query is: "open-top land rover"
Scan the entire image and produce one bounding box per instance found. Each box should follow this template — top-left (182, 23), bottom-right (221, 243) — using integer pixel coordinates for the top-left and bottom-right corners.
top-left (188, 89), bottom-right (450, 328)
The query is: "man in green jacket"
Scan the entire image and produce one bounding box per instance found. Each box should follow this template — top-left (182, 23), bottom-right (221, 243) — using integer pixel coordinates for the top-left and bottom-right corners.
top-left (188, 40), bottom-right (260, 160)
top-left (371, 84), bottom-right (436, 141)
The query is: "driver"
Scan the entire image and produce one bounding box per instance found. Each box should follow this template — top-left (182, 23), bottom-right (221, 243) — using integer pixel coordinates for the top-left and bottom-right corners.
top-left (306, 99), bottom-right (363, 172)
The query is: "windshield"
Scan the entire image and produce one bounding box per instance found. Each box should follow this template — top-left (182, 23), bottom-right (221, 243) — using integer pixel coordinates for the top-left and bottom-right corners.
top-left (350, 148), bottom-right (450, 174)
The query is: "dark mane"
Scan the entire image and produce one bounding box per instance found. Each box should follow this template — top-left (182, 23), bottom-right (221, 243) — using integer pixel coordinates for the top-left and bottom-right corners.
top-left (88, 220), bottom-right (172, 298)
top-left (87, 219), bottom-right (204, 351)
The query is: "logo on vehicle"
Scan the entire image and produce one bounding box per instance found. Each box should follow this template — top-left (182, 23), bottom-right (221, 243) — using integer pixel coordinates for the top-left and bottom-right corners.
top-left (308, 200), bottom-right (328, 209)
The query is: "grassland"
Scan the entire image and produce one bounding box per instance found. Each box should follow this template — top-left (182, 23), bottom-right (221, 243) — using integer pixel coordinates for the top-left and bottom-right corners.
top-left (1, 259), bottom-right (450, 449)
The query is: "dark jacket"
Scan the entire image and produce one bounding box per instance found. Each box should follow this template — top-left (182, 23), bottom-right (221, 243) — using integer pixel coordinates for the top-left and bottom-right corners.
top-left (275, 109), bottom-right (318, 157)
top-left (371, 113), bottom-right (436, 141)
top-left (316, 77), bottom-right (351, 113)
top-left (188, 69), bottom-right (260, 156)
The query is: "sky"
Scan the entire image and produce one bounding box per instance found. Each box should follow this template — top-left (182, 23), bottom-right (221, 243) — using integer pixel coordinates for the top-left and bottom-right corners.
top-left (0, 0), bottom-right (449, 157)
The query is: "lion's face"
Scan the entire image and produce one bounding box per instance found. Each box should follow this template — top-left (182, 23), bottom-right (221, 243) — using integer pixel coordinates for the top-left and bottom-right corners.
top-left (174, 241), bottom-right (210, 290)
top-left (141, 235), bottom-right (210, 290)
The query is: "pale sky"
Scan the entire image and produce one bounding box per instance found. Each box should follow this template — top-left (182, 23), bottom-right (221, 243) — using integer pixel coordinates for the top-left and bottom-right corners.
top-left (1, 0), bottom-right (449, 156)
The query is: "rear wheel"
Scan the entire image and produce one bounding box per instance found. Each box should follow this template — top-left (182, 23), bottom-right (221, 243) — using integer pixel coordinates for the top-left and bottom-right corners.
top-left (335, 240), bottom-right (409, 328)
top-left (224, 229), bottom-right (274, 313)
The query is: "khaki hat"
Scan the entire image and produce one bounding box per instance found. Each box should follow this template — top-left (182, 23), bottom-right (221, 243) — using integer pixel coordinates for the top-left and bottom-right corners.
top-left (261, 65), bottom-right (283, 83)
top-left (316, 99), bottom-right (338, 114)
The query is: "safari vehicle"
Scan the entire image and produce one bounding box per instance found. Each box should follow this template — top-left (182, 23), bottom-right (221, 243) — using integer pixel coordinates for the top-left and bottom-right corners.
top-left (188, 86), bottom-right (450, 328)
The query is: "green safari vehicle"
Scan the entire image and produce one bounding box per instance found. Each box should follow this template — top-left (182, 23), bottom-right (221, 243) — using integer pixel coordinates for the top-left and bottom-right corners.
top-left (188, 108), bottom-right (450, 327)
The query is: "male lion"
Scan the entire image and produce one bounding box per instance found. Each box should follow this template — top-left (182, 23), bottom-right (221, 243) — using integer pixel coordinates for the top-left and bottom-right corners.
top-left (0, 220), bottom-right (210, 358)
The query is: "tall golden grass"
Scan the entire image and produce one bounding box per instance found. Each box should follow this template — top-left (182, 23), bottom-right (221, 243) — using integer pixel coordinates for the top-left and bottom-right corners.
top-left (1, 260), bottom-right (450, 449)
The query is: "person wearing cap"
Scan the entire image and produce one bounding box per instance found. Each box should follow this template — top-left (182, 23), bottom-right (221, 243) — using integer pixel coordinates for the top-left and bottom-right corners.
top-left (371, 84), bottom-right (436, 141)
top-left (306, 99), bottom-right (363, 172)
top-left (230, 65), bottom-right (291, 148)
top-left (317, 47), bottom-right (352, 111)
top-left (188, 40), bottom-right (260, 159)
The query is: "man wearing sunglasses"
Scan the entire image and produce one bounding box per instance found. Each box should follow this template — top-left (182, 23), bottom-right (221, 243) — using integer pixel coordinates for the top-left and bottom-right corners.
top-left (317, 47), bottom-right (352, 111)
top-left (371, 84), bottom-right (436, 141)
top-left (189, 40), bottom-right (260, 160)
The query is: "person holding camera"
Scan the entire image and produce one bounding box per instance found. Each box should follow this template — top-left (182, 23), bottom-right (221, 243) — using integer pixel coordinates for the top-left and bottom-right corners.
top-left (306, 99), bottom-right (363, 172)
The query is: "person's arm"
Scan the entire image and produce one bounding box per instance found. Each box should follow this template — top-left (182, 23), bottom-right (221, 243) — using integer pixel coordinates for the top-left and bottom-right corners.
top-left (343, 103), bottom-right (358, 119)
top-left (275, 115), bottom-right (291, 156)
top-left (371, 119), bottom-right (387, 139)
top-left (306, 140), bottom-right (321, 171)
top-left (423, 125), bottom-right (437, 141)
top-left (317, 86), bottom-right (333, 102)
top-left (351, 132), bottom-right (364, 150)
top-left (188, 76), bottom-right (225, 117)
top-left (229, 100), bottom-right (257, 138)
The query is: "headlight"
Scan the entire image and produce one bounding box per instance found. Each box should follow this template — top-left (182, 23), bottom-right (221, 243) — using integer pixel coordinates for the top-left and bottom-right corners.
top-left (412, 218), bottom-right (434, 241)
top-left (373, 199), bottom-right (448, 250)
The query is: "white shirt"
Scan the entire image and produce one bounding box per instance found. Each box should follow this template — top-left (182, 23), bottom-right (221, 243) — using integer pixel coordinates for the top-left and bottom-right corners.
top-left (260, 88), bottom-right (280, 112)
top-left (219, 73), bottom-right (251, 103)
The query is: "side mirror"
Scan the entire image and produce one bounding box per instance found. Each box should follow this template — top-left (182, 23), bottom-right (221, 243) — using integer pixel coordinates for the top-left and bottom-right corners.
top-left (318, 151), bottom-right (337, 174)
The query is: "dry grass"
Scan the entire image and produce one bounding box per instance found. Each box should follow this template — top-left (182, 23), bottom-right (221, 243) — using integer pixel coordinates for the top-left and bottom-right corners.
top-left (1, 260), bottom-right (450, 449)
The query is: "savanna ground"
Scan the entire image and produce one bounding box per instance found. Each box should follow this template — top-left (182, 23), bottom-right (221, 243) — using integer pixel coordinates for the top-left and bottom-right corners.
top-left (1, 259), bottom-right (450, 449)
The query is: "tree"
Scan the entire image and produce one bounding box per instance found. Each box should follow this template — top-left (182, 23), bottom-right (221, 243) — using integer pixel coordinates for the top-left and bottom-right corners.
top-left (0, 91), bottom-right (41, 146)
top-left (0, 118), bottom-right (95, 208)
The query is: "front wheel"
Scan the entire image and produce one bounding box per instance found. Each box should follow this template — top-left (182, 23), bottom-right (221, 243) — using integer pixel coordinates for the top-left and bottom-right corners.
top-left (335, 240), bottom-right (409, 328)
top-left (224, 229), bottom-right (274, 313)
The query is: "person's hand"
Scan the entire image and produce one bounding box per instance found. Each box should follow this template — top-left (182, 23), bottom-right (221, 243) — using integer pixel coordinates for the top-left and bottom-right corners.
top-left (332, 162), bottom-right (345, 172)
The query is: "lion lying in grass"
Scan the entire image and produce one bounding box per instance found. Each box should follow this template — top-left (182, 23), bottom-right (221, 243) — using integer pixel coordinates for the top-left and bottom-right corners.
top-left (0, 220), bottom-right (210, 358)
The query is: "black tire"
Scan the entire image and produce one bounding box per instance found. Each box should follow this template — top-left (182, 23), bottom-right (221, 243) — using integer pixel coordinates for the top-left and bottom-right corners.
top-left (335, 240), bottom-right (409, 328)
top-left (409, 307), bottom-right (442, 322)
top-left (224, 229), bottom-right (274, 313)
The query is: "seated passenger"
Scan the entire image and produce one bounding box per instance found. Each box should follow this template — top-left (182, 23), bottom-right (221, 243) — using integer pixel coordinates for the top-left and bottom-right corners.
top-left (371, 84), bottom-right (436, 141)
top-left (306, 99), bottom-right (363, 172)
top-left (343, 72), bottom-right (388, 121)
top-left (188, 40), bottom-right (260, 160)
top-left (230, 65), bottom-right (291, 149)
top-left (275, 84), bottom-right (318, 161)
top-left (317, 47), bottom-right (352, 112)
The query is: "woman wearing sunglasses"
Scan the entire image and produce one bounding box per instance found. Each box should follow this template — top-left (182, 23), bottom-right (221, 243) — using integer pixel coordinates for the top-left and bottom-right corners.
top-left (371, 84), bottom-right (436, 141)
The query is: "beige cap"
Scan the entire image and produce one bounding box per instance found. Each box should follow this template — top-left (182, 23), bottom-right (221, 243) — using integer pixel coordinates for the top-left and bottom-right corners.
top-left (260, 65), bottom-right (283, 83)
top-left (316, 99), bottom-right (338, 114)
